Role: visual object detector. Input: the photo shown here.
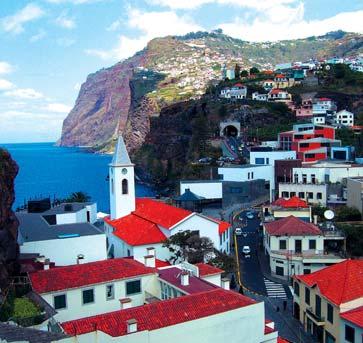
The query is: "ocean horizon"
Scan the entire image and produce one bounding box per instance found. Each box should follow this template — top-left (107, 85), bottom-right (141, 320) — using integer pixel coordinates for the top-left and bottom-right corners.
top-left (1, 142), bottom-right (154, 212)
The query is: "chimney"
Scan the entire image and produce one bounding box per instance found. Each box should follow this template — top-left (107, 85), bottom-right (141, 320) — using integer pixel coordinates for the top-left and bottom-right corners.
top-left (120, 298), bottom-right (132, 310)
top-left (181, 271), bottom-right (189, 286)
top-left (43, 258), bottom-right (50, 270)
top-left (221, 278), bottom-right (230, 290)
top-left (144, 255), bottom-right (156, 268)
top-left (146, 247), bottom-right (155, 257)
top-left (77, 254), bottom-right (85, 264)
top-left (313, 215), bottom-right (318, 225)
top-left (126, 319), bottom-right (137, 334)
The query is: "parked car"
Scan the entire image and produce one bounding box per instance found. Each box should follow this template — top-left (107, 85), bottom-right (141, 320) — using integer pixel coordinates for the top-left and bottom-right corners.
top-left (246, 211), bottom-right (254, 219)
top-left (242, 246), bottom-right (251, 256)
top-left (198, 157), bottom-right (212, 164)
top-left (235, 227), bottom-right (242, 235)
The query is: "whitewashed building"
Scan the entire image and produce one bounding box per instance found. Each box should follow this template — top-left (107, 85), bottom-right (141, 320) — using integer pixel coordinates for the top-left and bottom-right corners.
top-left (250, 150), bottom-right (296, 166)
top-left (252, 92), bottom-right (268, 101)
top-left (335, 110), bottom-right (354, 127)
top-left (17, 202), bottom-right (106, 266)
top-left (263, 216), bottom-right (345, 279)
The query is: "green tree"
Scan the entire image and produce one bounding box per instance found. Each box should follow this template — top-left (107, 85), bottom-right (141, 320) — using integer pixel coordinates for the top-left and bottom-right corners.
top-left (208, 251), bottom-right (236, 275)
top-left (218, 104), bottom-right (227, 119)
top-left (163, 230), bottom-right (215, 264)
top-left (65, 191), bottom-right (91, 203)
top-left (249, 67), bottom-right (260, 75)
top-left (240, 70), bottom-right (248, 77)
top-left (335, 206), bottom-right (361, 222)
top-left (338, 224), bottom-right (363, 257)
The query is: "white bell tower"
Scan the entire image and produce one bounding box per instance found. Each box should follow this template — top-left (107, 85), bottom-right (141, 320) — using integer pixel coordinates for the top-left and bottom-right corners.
top-left (109, 136), bottom-right (136, 220)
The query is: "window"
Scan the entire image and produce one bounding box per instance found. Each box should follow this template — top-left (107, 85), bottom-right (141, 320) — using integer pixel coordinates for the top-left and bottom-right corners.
top-left (317, 192), bottom-right (322, 200)
top-left (315, 295), bottom-right (321, 318)
top-left (311, 174), bottom-right (316, 184)
top-left (305, 287), bottom-right (310, 305)
top-left (54, 294), bottom-right (66, 310)
top-left (255, 157), bottom-right (264, 164)
top-left (127, 249), bottom-right (131, 257)
top-left (327, 303), bottom-right (334, 324)
top-left (251, 172), bottom-right (254, 179)
top-left (111, 178), bottom-right (114, 194)
top-left (300, 143), bottom-right (309, 148)
top-left (298, 192), bottom-right (305, 199)
top-left (308, 192), bottom-right (314, 199)
top-left (290, 192), bottom-right (296, 197)
top-left (248, 172), bottom-right (250, 179)
top-left (266, 158), bottom-right (269, 165)
top-left (106, 284), bottom-right (114, 300)
top-left (294, 174), bottom-right (299, 183)
top-left (305, 153), bottom-right (315, 159)
top-left (281, 191), bottom-right (289, 198)
top-left (302, 174), bottom-right (307, 184)
top-left (309, 239), bottom-right (316, 250)
top-left (279, 240), bottom-right (287, 250)
top-left (294, 282), bottom-right (300, 296)
top-left (126, 280), bottom-right (141, 296)
top-left (122, 179), bottom-right (128, 194)
top-left (82, 289), bottom-right (94, 305)
top-left (345, 325), bottom-right (355, 343)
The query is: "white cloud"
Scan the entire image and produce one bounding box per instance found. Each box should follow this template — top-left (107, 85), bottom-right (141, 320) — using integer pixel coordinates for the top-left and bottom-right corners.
top-left (147, 0), bottom-right (296, 10)
top-left (55, 11), bottom-right (76, 29)
top-left (107, 19), bottom-right (122, 32)
top-left (0, 79), bottom-right (15, 90)
top-left (219, 6), bottom-right (363, 41)
top-left (46, 0), bottom-right (103, 4)
top-left (30, 29), bottom-right (47, 42)
top-left (87, 9), bottom-right (203, 60)
top-left (45, 103), bottom-right (72, 113)
top-left (4, 88), bottom-right (44, 99)
top-left (1, 3), bottom-right (45, 34)
top-left (0, 61), bottom-right (14, 74)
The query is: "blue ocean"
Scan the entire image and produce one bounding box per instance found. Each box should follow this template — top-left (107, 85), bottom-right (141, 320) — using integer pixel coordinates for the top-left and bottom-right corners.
top-left (1, 142), bottom-right (154, 212)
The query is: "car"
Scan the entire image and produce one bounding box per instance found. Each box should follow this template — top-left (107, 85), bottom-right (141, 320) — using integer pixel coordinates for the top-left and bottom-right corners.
top-left (246, 211), bottom-right (254, 219)
top-left (235, 227), bottom-right (242, 235)
top-left (242, 245), bottom-right (251, 256)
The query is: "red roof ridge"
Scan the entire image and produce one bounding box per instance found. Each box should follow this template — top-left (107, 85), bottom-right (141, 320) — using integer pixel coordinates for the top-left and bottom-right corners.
top-left (195, 263), bottom-right (224, 276)
top-left (265, 215), bottom-right (321, 236)
top-left (61, 289), bottom-right (256, 337)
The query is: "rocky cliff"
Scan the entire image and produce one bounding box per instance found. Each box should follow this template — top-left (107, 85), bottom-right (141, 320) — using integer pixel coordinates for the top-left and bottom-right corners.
top-left (0, 149), bottom-right (19, 290)
top-left (59, 31), bottom-right (363, 152)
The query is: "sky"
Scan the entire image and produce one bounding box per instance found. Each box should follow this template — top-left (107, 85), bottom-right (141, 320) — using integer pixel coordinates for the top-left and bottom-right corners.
top-left (1, 0), bottom-right (363, 143)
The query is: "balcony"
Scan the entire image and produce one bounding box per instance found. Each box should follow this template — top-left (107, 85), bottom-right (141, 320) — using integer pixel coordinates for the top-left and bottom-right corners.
top-left (306, 307), bottom-right (325, 325)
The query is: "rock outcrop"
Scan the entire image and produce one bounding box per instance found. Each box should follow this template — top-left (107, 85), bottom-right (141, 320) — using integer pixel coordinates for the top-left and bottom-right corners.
top-left (0, 149), bottom-right (19, 290)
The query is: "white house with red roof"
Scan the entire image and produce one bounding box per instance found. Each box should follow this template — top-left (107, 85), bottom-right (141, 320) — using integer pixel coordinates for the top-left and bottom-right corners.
top-left (263, 216), bottom-right (345, 278)
top-left (220, 83), bottom-right (247, 99)
top-left (104, 137), bottom-right (232, 262)
top-left (268, 88), bottom-right (292, 103)
top-left (293, 260), bottom-right (363, 343)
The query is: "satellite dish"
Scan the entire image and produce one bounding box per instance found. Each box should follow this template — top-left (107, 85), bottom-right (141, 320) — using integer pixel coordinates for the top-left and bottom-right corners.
top-left (324, 210), bottom-right (335, 220)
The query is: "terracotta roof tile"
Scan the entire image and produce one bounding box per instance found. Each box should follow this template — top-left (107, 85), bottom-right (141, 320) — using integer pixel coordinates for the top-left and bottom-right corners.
top-left (295, 260), bottom-right (363, 306)
top-left (61, 289), bottom-right (256, 337)
top-left (195, 263), bottom-right (223, 276)
top-left (272, 196), bottom-right (308, 208)
top-left (29, 258), bottom-right (155, 294)
top-left (104, 214), bottom-right (166, 246)
top-left (340, 306), bottom-right (363, 328)
top-left (264, 216), bottom-right (321, 236)
top-left (134, 198), bottom-right (192, 229)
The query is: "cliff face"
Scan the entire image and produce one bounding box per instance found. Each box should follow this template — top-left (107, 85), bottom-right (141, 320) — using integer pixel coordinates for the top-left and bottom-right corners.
top-left (0, 149), bottom-right (19, 290)
top-left (60, 53), bottom-right (147, 148)
top-left (59, 31), bottom-right (363, 152)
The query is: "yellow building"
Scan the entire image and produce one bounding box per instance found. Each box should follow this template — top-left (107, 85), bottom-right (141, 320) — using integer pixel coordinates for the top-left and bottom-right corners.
top-left (293, 260), bottom-right (363, 343)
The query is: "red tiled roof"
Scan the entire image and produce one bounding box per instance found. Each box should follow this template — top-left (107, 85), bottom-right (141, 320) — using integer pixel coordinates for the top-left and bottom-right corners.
top-left (340, 306), bottom-right (363, 328)
top-left (155, 259), bottom-right (171, 268)
top-left (272, 196), bottom-right (308, 208)
top-left (295, 260), bottom-right (363, 306)
top-left (104, 214), bottom-right (166, 246)
top-left (269, 88), bottom-right (285, 95)
top-left (264, 326), bottom-right (275, 334)
top-left (195, 263), bottom-right (223, 276)
top-left (278, 338), bottom-right (291, 343)
top-left (275, 74), bottom-right (286, 78)
top-left (215, 219), bottom-right (231, 235)
top-left (61, 289), bottom-right (256, 337)
top-left (317, 97), bottom-right (331, 101)
top-left (158, 267), bottom-right (216, 294)
top-left (29, 258), bottom-right (155, 294)
top-left (234, 83), bottom-right (244, 87)
top-left (264, 216), bottom-right (321, 236)
top-left (134, 198), bottom-right (192, 229)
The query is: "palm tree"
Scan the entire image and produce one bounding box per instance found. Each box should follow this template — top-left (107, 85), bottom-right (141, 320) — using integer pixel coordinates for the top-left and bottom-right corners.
top-left (65, 191), bottom-right (91, 203)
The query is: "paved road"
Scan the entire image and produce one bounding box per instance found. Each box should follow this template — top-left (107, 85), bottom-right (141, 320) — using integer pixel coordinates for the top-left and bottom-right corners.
top-left (235, 211), bottom-right (266, 295)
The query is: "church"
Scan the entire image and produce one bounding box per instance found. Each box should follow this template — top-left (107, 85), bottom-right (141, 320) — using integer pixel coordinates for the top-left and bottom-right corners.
top-left (104, 137), bottom-right (232, 262)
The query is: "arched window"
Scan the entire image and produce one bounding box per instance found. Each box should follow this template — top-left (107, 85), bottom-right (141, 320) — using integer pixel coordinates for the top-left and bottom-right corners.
top-left (122, 179), bottom-right (128, 194)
